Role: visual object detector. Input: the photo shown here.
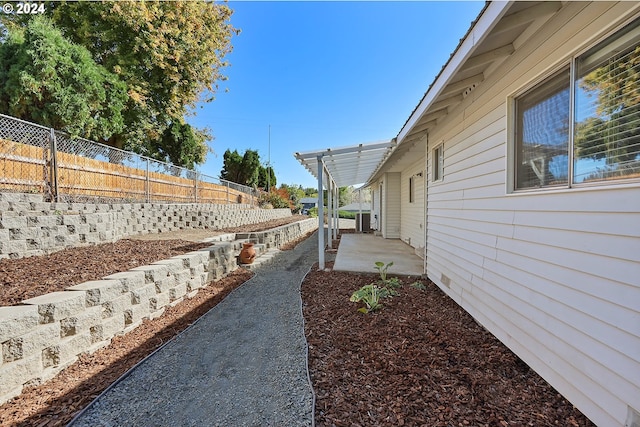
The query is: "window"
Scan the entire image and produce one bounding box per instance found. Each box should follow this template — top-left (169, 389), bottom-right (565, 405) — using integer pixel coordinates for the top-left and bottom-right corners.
top-left (514, 18), bottom-right (640, 190)
top-left (433, 143), bottom-right (444, 182)
top-left (515, 67), bottom-right (571, 189)
top-left (409, 176), bottom-right (415, 203)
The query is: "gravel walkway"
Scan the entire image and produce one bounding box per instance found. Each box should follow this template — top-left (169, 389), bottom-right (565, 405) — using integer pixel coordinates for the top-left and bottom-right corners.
top-left (69, 233), bottom-right (322, 427)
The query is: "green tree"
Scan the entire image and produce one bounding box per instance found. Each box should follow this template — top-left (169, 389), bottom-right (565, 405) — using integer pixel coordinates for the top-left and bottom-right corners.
top-left (258, 165), bottom-right (276, 190)
top-left (220, 149), bottom-right (243, 183)
top-left (322, 186), bottom-right (352, 207)
top-left (1, 0), bottom-right (238, 168)
top-left (157, 121), bottom-right (210, 170)
top-left (0, 17), bottom-right (127, 140)
top-left (303, 187), bottom-right (318, 197)
top-left (220, 149), bottom-right (261, 187)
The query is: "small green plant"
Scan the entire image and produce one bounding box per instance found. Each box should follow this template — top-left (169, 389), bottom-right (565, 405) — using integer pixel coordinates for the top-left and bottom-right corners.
top-left (384, 276), bottom-right (403, 289)
top-left (374, 261), bottom-right (402, 293)
top-left (374, 261), bottom-right (393, 282)
top-left (350, 261), bottom-right (406, 313)
top-left (350, 284), bottom-right (390, 313)
top-left (410, 281), bottom-right (427, 291)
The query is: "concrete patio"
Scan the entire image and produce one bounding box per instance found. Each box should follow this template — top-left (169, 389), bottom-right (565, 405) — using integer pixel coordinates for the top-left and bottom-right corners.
top-left (333, 233), bottom-right (424, 277)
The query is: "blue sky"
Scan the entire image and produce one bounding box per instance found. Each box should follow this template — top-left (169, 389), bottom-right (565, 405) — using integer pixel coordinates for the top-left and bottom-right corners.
top-left (189, 1), bottom-right (485, 189)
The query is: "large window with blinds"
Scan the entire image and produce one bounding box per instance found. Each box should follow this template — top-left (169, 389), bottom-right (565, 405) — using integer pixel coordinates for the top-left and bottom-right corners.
top-left (514, 18), bottom-right (640, 190)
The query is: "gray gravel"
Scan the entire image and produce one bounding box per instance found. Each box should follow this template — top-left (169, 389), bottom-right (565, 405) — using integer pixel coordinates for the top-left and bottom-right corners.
top-left (69, 232), bottom-right (322, 427)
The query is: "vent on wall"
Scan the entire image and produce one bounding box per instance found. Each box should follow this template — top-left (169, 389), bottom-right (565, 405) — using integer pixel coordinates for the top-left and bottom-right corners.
top-left (463, 83), bottom-right (478, 98)
top-left (441, 273), bottom-right (451, 288)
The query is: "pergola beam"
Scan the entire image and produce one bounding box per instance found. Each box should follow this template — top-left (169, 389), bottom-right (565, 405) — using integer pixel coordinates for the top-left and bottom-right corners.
top-left (296, 139), bottom-right (397, 270)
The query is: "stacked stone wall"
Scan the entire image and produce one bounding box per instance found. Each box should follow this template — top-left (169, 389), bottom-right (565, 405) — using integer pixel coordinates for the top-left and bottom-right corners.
top-left (236, 218), bottom-right (319, 249)
top-left (0, 217), bottom-right (318, 405)
top-left (0, 192), bottom-right (291, 260)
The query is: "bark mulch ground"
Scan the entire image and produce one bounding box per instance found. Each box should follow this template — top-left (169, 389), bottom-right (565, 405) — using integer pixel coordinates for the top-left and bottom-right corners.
top-left (301, 260), bottom-right (595, 427)
top-left (0, 215), bottom-right (307, 306)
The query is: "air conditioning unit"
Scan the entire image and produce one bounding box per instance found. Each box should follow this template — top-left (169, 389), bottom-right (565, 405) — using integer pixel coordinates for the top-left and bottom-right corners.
top-left (355, 213), bottom-right (371, 232)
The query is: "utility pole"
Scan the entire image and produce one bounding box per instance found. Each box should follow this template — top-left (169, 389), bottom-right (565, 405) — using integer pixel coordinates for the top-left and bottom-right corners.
top-left (267, 124), bottom-right (271, 192)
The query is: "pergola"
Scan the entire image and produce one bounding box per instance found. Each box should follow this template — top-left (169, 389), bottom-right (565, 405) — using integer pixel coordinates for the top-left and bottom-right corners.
top-left (294, 139), bottom-right (396, 270)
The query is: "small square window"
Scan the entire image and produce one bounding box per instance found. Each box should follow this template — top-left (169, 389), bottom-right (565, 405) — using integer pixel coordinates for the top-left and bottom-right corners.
top-left (433, 144), bottom-right (444, 182)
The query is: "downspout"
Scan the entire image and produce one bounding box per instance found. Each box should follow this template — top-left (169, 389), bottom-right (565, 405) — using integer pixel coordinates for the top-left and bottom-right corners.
top-left (423, 132), bottom-right (429, 277)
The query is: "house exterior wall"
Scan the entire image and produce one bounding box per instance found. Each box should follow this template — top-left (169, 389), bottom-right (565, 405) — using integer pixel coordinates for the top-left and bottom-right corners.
top-left (400, 158), bottom-right (426, 256)
top-left (382, 172), bottom-right (401, 239)
top-left (370, 180), bottom-right (380, 232)
top-left (423, 3), bottom-right (640, 426)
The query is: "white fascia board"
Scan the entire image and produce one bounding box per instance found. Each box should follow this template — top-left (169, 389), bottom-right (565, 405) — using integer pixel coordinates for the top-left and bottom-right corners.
top-left (396, 1), bottom-right (512, 145)
top-left (295, 140), bottom-right (394, 160)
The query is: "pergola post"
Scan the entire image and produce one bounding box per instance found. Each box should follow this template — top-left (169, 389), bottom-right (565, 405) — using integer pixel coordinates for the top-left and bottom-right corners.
top-left (333, 184), bottom-right (339, 240)
top-left (358, 187), bottom-right (363, 232)
top-left (294, 139), bottom-right (396, 271)
top-left (327, 177), bottom-right (333, 249)
top-left (317, 155), bottom-right (325, 270)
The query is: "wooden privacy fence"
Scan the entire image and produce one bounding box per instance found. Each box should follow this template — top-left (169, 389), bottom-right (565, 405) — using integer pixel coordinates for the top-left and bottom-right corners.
top-left (0, 114), bottom-right (258, 205)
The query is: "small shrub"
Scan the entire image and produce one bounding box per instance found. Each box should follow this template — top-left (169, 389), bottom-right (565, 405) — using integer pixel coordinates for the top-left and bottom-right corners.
top-left (382, 277), bottom-right (403, 293)
top-left (258, 190), bottom-right (291, 209)
top-left (338, 210), bottom-right (356, 219)
top-left (410, 281), bottom-right (426, 291)
top-left (349, 284), bottom-right (391, 313)
top-left (350, 261), bottom-right (405, 313)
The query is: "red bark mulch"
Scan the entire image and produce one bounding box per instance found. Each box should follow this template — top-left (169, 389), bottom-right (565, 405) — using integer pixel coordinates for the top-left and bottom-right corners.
top-left (302, 262), bottom-right (595, 427)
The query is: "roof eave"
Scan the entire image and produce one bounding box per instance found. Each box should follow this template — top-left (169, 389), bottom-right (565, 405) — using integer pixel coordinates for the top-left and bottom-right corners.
top-left (395, 1), bottom-right (512, 145)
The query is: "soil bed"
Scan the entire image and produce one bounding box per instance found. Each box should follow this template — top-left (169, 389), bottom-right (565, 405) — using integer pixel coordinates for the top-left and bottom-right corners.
top-left (301, 260), bottom-right (595, 426)
top-left (0, 215), bottom-right (307, 306)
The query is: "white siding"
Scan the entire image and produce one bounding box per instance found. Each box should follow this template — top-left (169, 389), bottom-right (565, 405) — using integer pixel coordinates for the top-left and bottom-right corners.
top-left (424, 3), bottom-right (640, 426)
top-left (400, 159), bottom-right (426, 254)
top-left (383, 172), bottom-right (401, 238)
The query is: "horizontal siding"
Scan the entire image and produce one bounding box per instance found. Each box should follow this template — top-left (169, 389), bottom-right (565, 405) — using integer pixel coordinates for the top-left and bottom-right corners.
top-left (465, 273), bottom-right (627, 424)
top-left (400, 159), bottom-right (426, 251)
top-left (512, 224), bottom-right (639, 262)
top-left (384, 173), bottom-right (401, 238)
top-left (424, 3), bottom-right (640, 426)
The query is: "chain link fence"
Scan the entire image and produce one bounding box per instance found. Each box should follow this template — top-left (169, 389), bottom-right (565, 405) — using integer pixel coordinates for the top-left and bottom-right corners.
top-left (0, 114), bottom-right (260, 205)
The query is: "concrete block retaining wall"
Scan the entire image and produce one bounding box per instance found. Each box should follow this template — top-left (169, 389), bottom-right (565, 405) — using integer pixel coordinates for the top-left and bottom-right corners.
top-left (0, 217), bottom-right (318, 405)
top-left (0, 192), bottom-right (292, 260)
top-left (237, 217), bottom-right (319, 249)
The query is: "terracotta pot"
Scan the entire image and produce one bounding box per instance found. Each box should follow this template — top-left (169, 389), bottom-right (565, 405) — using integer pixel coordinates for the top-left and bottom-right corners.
top-left (239, 242), bottom-right (256, 264)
